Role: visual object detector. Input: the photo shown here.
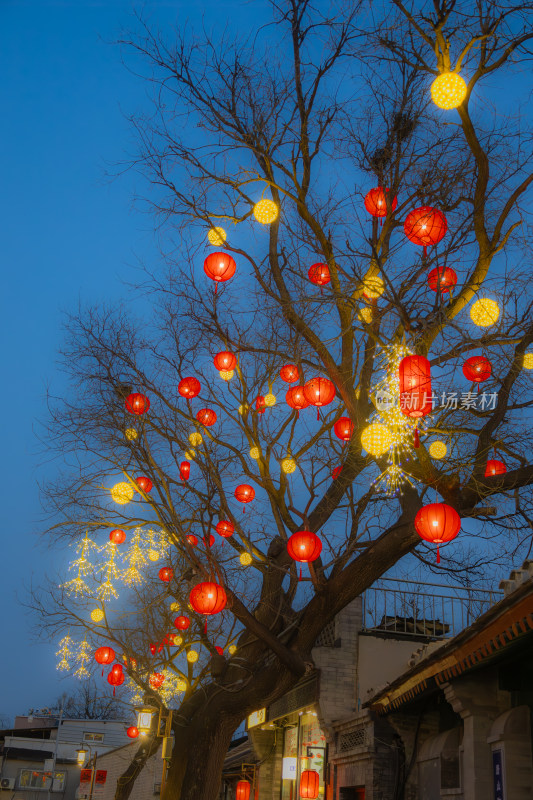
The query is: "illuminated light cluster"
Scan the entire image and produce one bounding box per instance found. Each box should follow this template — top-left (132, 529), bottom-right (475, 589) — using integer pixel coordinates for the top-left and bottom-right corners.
top-left (524, 353), bottom-right (533, 370)
top-left (97, 541), bottom-right (120, 602)
top-left (470, 298), bottom-right (500, 327)
top-left (429, 441), bottom-right (447, 460)
top-left (91, 608), bottom-right (105, 623)
top-left (363, 275), bottom-right (385, 299)
top-left (125, 428), bottom-right (138, 441)
top-left (62, 532), bottom-right (97, 597)
top-left (111, 482), bottom-right (134, 505)
top-left (228, 644), bottom-right (237, 655)
top-left (249, 447), bottom-right (261, 460)
top-left (186, 650), bottom-right (199, 664)
top-left (240, 552), bottom-right (253, 566)
top-left (207, 226), bottom-right (226, 246)
top-left (253, 198), bottom-right (278, 224)
top-left (361, 423), bottom-right (393, 457)
top-left (122, 529), bottom-right (148, 587)
top-left (264, 393), bottom-right (276, 407)
top-left (219, 370), bottom-right (234, 381)
top-left (184, 449), bottom-right (196, 460)
top-left (56, 635), bottom-right (75, 672)
top-left (73, 638), bottom-right (92, 680)
top-left (281, 457), bottom-right (297, 474)
top-left (358, 307), bottom-right (373, 324)
top-left (188, 432), bottom-right (203, 447)
top-left (430, 72), bottom-right (467, 110)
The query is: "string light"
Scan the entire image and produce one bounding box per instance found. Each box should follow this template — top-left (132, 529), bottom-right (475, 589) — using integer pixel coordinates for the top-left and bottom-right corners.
top-left (73, 638), bottom-right (91, 680)
top-left (56, 635), bottom-right (74, 672)
top-left (122, 529), bottom-right (147, 587)
top-left (96, 542), bottom-right (120, 601)
top-left (207, 227), bottom-right (226, 246)
top-left (62, 533), bottom-right (97, 597)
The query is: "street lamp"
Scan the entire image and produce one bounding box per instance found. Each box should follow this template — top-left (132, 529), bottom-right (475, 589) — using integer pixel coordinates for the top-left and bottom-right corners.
top-left (135, 704), bottom-right (156, 736)
top-left (76, 747), bottom-right (89, 767)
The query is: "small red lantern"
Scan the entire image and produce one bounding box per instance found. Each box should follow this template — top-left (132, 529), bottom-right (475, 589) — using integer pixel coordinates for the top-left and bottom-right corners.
top-left (404, 206), bottom-right (447, 257)
top-left (286, 386), bottom-right (309, 417)
top-left (414, 503), bottom-right (461, 563)
top-left (255, 396), bottom-right (266, 414)
top-left (135, 475), bottom-right (153, 493)
top-left (95, 646), bottom-right (115, 676)
top-left (158, 567), bottom-right (173, 582)
top-left (485, 459), bottom-right (506, 477)
top-left (399, 356), bottom-right (432, 447)
top-left (236, 780), bottom-right (251, 800)
top-left (186, 534), bottom-right (198, 547)
top-left (178, 377), bottom-right (201, 399)
top-left (149, 643), bottom-right (157, 655)
top-left (287, 530), bottom-right (322, 579)
top-left (125, 393), bottom-right (150, 415)
top-left (213, 351), bottom-right (237, 370)
top-left (332, 465), bottom-right (342, 480)
top-left (174, 615), bottom-right (190, 631)
top-left (235, 484), bottom-right (255, 512)
top-left (333, 416), bottom-right (354, 442)
top-left (204, 534), bottom-right (215, 548)
top-left (180, 462), bottom-right (190, 481)
top-left (462, 356), bottom-right (491, 390)
top-left (300, 770), bottom-right (320, 799)
top-left (216, 520), bottom-right (234, 539)
top-left (364, 187), bottom-right (397, 218)
top-left (427, 266), bottom-right (457, 294)
top-left (196, 408), bottom-right (217, 426)
top-left (189, 581), bottom-right (227, 631)
top-left (109, 529), bottom-right (126, 545)
top-left (303, 377), bottom-right (336, 419)
top-left (107, 665), bottom-right (124, 695)
top-left (149, 672), bottom-right (165, 690)
top-left (308, 263), bottom-right (330, 287)
top-left (214, 645), bottom-right (224, 656)
top-left (110, 663), bottom-right (123, 678)
top-left (280, 364), bottom-right (299, 383)
top-left (204, 252), bottom-right (236, 292)
top-left (126, 726), bottom-right (139, 739)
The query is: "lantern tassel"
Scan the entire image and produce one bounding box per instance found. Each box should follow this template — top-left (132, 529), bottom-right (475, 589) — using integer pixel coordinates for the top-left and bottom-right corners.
top-left (113, 687), bottom-right (116, 697)
top-left (436, 545), bottom-right (440, 565)
top-left (317, 407), bottom-right (320, 421)
top-left (299, 565), bottom-right (302, 581)
top-left (414, 427), bottom-right (420, 448)
top-left (101, 668), bottom-right (104, 677)
top-left (423, 245), bottom-right (427, 259)
top-left (204, 619), bottom-right (207, 634)
top-left (215, 283), bottom-right (218, 295)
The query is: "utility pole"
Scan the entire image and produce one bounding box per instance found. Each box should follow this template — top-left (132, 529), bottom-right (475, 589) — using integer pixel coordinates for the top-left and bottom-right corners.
top-left (47, 697), bottom-right (65, 800)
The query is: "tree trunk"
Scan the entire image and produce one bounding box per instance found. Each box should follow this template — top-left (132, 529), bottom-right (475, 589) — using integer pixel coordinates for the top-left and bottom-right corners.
top-left (114, 735), bottom-right (161, 800)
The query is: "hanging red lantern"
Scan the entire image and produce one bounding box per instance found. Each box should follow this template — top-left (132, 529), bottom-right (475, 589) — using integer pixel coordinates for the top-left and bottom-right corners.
top-left (404, 206), bottom-right (447, 257)
top-left (286, 386), bottom-right (309, 417)
top-left (189, 582), bottom-right (227, 632)
top-left (364, 187), bottom-right (397, 218)
top-left (107, 665), bottom-right (124, 695)
top-left (126, 726), bottom-right (139, 739)
top-left (180, 462), bottom-right (190, 481)
top-left (332, 466), bottom-right (342, 480)
top-left (485, 459), bottom-right (506, 477)
top-left (186, 534), bottom-right (198, 547)
top-left (300, 770), bottom-right (320, 799)
top-left (236, 780), bottom-right (251, 800)
top-left (399, 356), bottom-right (432, 447)
top-left (414, 503), bottom-right (461, 563)
top-left (196, 408), bottom-right (217, 426)
top-left (213, 351), bottom-right (237, 371)
top-left (216, 520), bottom-right (234, 538)
top-left (203, 252), bottom-right (236, 293)
top-left (174, 615), bottom-right (191, 631)
top-left (149, 643), bottom-right (157, 655)
top-left (303, 377), bottom-right (336, 419)
top-left (158, 567), bottom-right (173, 582)
top-left (204, 534), bottom-right (215, 548)
top-left (280, 364), bottom-right (299, 383)
top-left (235, 484), bottom-right (255, 512)
top-left (287, 530), bottom-right (322, 580)
top-left (178, 377), bottom-right (201, 399)
top-left (135, 475), bottom-right (153, 493)
top-left (110, 663), bottom-right (123, 678)
top-left (462, 356), bottom-right (492, 389)
top-left (308, 263), bottom-right (330, 287)
top-left (333, 416), bottom-right (354, 442)
top-left (125, 393), bottom-right (150, 415)
top-left (95, 646), bottom-right (115, 676)
top-left (255, 396), bottom-right (266, 414)
top-left (214, 645), bottom-right (224, 656)
top-left (149, 672), bottom-right (165, 690)
top-left (109, 529), bottom-right (126, 545)
top-left (427, 266), bottom-right (457, 294)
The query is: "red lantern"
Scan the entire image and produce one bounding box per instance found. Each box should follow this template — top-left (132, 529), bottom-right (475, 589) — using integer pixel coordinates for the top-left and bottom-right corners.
top-left (308, 263), bottom-right (330, 287)
top-left (110, 663), bottom-right (123, 678)
top-left (235, 484), bottom-right (255, 512)
top-left (158, 567), bottom-right (173, 582)
top-left (485, 459), bottom-right (506, 477)
top-left (149, 643), bottom-right (157, 655)
top-left (180, 462), bottom-right (190, 481)
top-left (204, 534), bottom-right (215, 548)
top-left (126, 726), bottom-right (139, 739)
top-left (287, 530), bottom-right (322, 580)
top-left (236, 780), bottom-right (251, 800)
top-left (332, 466), bottom-right (342, 480)
top-left (135, 475), bottom-right (153, 493)
top-left (333, 416), bottom-right (354, 442)
top-left (364, 187), bottom-right (397, 218)
top-left (399, 356), bottom-right (432, 445)
top-left (203, 252), bottom-right (236, 292)
top-left (216, 520), bottom-right (234, 538)
top-left (125, 393), bottom-right (150, 415)
top-left (149, 672), bottom-right (165, 690)
top-left (303, 377), bottom-right (336, 419)
top-left (286, 386), bottom-right (309, 417)
top-left (462, 356), bottom-right (491, 390)
top-left (196, 408), bottom-right (217, 426)
top-left (427, 266), bottom-right (457, 294)
top-left (213, 351), bottom-right (237, 370)
top-left (214, 645), bottom-right (224, 656)
top-left (186, 534), bottom-right (198, 547)
top-left (255, 396), bottom-right (266, 414)
top-left (300, 770), bottom-right (320, 799)
top-left (280, 364), bottom-right (299, 383)
top-left (414, 503), bottom-right (461, 563)
top-left (107, 670), bottom-right (124, 695)
top-left (178, 377), bottom-right (201, 399)
top-left (189, 582), bottom-right (227, 631)
top-left (109, 528), bottom-right (126, 545)
top-left (404, 206), bottom-right (447, 256)
top-left (95, 646), bottom-right (115, 676)
top-left (174, 615), bottom-right (191, 631)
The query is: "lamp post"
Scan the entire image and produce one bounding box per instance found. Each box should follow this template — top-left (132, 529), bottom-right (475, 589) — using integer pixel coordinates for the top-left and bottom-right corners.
top-left (134, 704), bottom-right (173, 794)
top-left (76, 744), bottom-right (98, 800)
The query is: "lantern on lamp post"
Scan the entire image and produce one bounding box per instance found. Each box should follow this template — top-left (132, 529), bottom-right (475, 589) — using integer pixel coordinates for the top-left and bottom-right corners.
top-left (76, 747), bottom-right (89, 767)
top-left (135, 705), bottom-right (156, 736)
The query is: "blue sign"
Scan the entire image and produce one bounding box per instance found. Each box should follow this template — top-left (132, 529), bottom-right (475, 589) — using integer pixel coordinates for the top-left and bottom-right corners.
top-left (492, 749), bottom-right (504, 800)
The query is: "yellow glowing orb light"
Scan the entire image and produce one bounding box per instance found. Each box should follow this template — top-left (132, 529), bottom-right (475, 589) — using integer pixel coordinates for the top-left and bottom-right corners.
top-left (125, 428), bottom-right (138, 441)
top-left (249, 447), bottom-right (261, 460)
top-left (170, 601), bottom-right (180, 611)
top-left (358, 307), bottom-right (373, 324)
top-left (228, 645), bottom-right (237, 655)
top-left (147, 549), bottom-right (160, 562)
top-left (253, 198), bottom-right (278, 224)
top-left (170, 634), bottom-right (182, 647)
top-left (219, 369), bottom-right (234, 381)
top-left (110, 482), bottom-right (134, 505)
top-left (281, 457), bottom-right (297, 474)
top-left (186, 650), bottom-right (199, 664)
top-left (90, 608), bottom-right (105, 623)
top-left (524, 353), bottom-right (533, 370)
top-left (430, 72), bottom-right (467, 110)
top-left (264, 393), bottom-right (276, 407)
top-left (470, 298), bottom-right (500, 327)
top-left (188, 433), bottom-right (203, 447)
top-left (361, 423), bottom-right (393, 457)
top-left (238, 404), bottom-right (249, 415)
top-left (429, 440), bottom-right (447, 460)
top-left (176, 678), bottom-right (187, 691)
top-left (184, 449), bottom-right (196, 461)
top-left (240, 552), bottom-right (253, 566)
top-left (363, 275), bottom-right (385, 299)
top-left (207, 226), bottom-right (226, 246)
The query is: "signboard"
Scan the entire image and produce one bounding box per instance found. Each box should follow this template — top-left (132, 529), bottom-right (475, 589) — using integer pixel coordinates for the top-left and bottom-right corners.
top-left (492, 749), bottom-right (504, 800)
top-left (79, 770), bottom-right (92, 787)
top-left (282, 757), bottom-right (297, 780)
top-left (93, 771), bottom-right (107, 797)
top-left (247, 708), bottom-right (266, 729)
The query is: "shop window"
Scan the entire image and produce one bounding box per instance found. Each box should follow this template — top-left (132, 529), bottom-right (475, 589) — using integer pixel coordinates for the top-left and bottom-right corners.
top-left (280, 711), bottom-right (326, 800)
top-left (84, 732), bottom-right (104, 742)
top-left (18, 770), bottom-right (66, 791)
